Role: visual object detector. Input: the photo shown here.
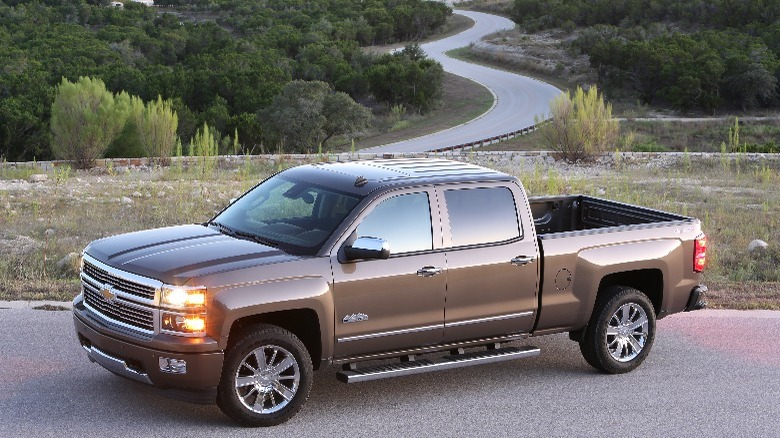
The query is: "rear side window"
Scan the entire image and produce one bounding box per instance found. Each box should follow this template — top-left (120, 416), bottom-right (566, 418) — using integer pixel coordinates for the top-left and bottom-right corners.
top-left (444, 187), bottom-right (521, 247)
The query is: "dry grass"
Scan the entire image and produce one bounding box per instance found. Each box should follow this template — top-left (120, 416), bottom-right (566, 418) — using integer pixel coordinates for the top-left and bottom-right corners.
top-left (2, 153), bottom-right (779, 310)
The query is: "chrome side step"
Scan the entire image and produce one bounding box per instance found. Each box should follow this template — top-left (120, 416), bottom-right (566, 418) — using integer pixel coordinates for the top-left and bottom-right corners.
top-left (336, 345), bottom-right (540, 383)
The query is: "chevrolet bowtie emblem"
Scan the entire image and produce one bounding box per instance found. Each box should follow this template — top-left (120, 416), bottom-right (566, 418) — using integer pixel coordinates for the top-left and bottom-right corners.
top-left (100, 283), bottom-right (117, 302)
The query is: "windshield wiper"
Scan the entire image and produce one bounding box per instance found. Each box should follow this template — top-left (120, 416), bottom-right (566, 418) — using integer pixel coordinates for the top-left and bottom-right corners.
top-left (209, 221), bottom-right (278, 248)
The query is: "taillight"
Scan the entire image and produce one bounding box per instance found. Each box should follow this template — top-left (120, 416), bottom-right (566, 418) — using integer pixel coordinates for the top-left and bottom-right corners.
top-left (694, 234), bottom-right (707, 273)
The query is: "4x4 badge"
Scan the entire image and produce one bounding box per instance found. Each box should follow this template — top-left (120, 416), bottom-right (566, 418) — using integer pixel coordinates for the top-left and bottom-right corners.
top-left (100, 283), bottom-right (117, 302)
top-left (342, 313), bottom-right (368, 324)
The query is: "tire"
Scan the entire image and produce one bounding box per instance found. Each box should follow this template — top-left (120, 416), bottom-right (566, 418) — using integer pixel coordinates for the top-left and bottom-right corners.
top-left (217, 324), bottom-right (313, 427)
top-left (579, 286), bottom-right (656, 374)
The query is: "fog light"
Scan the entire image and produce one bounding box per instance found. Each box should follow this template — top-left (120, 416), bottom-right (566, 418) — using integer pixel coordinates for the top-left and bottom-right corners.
top-left (159, 357), bottom-right (187, 374)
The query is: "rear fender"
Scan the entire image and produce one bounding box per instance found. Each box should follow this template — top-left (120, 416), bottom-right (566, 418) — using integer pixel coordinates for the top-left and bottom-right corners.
top-left (570, 239), bottom-right (679, 328)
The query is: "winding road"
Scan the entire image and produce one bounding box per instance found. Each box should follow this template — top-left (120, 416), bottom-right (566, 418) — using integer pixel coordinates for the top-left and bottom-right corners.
top-left (367, 10), bottom-right (562, 153)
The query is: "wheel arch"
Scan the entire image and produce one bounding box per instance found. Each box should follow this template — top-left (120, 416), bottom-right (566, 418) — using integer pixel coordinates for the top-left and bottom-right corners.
top-left (227, 309), bottom-right (323, 370)
top-left (597, 269), bottom-right (663, 316)
top-left (211, 276), bottom-right (334, 367)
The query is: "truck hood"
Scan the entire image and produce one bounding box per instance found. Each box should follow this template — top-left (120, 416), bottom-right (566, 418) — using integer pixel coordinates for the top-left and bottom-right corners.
top-left (85, 224), bottom-right (299, 284)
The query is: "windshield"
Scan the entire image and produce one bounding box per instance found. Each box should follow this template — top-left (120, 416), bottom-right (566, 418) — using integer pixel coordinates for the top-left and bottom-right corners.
top-left (211, 174), bottom-right (362, 255)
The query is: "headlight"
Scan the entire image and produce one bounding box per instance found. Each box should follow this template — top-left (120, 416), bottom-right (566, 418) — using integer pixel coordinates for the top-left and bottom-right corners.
top-left (161, 312), bottom-right (207, 335)
top-left (160, 285), bottom-right (207, 336)
top-left (161, 286), bottom-right (207, 308)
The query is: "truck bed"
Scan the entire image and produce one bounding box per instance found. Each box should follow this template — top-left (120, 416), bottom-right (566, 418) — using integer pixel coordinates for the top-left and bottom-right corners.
top-left (530, 195), bottom-right (690, 237)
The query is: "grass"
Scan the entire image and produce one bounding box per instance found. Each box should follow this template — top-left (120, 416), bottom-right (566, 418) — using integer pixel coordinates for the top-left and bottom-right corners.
top-left (2, 153), bottom-right (779, 310)
top-left (622, 118), bottom-right (780, 153)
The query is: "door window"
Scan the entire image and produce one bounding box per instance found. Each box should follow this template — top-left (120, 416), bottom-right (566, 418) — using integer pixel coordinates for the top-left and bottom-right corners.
top-left (444, 187), bottom-right (521, 247)
top-left (356, 192), bottom-right (433, 254)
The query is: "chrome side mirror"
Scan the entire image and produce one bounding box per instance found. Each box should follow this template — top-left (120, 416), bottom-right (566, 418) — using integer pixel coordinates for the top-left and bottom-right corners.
top-left (344, 236), bottom-right (390, 261)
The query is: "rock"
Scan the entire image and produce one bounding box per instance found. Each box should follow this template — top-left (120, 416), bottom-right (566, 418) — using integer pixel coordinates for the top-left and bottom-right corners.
top-left (132, 191), bottom-right (143, 198)
top-left (56, 252), bottom-right (81, 274)
top-left (120, 196), bottom-right (133, 205)
top-left (748, 239), bottom-right (768, 254)
top-left (28, 174), bottom-right (48, 183)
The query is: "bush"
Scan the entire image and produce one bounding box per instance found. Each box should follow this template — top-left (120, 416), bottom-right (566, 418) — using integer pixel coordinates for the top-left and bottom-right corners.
top-left (50, 77), bottom-right (131, 168)
top-left (535, 85), bottom-right (619, 161)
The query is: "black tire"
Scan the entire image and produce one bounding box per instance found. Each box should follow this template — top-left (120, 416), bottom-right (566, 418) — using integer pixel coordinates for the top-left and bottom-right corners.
top-left (217, 324), bottom-right (313, 427)
top-left (579, 286), bottom-right (656, 374)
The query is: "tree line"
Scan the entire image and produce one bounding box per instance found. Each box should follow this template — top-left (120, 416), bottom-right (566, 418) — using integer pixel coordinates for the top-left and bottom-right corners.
top-left (511, 0), bottom-right (780, 113)
top-left (0, 0), bottom-right (450, 162)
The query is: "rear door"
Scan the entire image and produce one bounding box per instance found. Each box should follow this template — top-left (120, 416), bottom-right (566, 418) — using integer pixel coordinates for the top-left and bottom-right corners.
top-left (438, 182), bottom-right (539, 342)
top-left (330, 188), bottom-right (447, 358)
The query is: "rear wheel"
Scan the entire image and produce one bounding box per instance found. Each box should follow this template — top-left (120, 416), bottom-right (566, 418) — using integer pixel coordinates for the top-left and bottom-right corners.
top-left (579, 286), bottom-right (656, 374)
top-left (217, 324), bottom-right (313, 427)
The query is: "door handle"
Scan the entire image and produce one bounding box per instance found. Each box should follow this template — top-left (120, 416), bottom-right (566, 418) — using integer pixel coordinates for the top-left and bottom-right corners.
top-left (417, 266), bottom-right (443, 277)
top-left (511, 256), bottom-right (535, 266)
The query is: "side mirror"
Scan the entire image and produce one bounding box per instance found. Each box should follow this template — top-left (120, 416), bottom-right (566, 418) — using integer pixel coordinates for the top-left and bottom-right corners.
top-left (344, 236), bottom-right (390, 261)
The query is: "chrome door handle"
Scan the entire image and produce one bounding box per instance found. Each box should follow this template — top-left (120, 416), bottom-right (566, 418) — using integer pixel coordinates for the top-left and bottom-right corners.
top-left (511, 256), bottom-right (535, 266)
top-left (417, 266), bottom-right (443, 277)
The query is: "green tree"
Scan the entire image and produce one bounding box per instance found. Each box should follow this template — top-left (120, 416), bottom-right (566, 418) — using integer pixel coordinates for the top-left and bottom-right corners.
top-left (265, 80), bottom-right (330, 153)
top-left (535, 86), bottom-right (619, 162)
top-left (368, 46), bottom-right (444, 113)
top-left (264, 80), bottom-right (372, 152)
top-left (50, 76), bottom-right (131, 167)
top-left (321, 91), bottom-right (373, 147)
top-left (135, 95), bottom-right (179, 162)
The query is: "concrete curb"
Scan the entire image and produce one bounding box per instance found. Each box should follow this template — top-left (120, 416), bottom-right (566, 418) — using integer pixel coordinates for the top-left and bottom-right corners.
top-left (0, 300), bottom-right (72, 310)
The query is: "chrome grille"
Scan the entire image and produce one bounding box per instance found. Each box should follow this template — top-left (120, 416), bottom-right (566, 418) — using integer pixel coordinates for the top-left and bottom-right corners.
top-left (83, 279), bottom-right (155, 332)
top-left (83, 260), bottom-right (156, 300)
top-left (81, 255), bottom-right (161, 333)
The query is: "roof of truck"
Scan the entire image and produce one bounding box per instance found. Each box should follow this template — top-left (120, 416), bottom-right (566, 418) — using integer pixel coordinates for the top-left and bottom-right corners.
top-left (284, 158), bottom-right (515, 196)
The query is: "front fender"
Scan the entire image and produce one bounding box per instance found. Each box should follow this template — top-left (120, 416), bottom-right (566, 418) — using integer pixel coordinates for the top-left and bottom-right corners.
top-left (209, 276), bottom-right (334, 359)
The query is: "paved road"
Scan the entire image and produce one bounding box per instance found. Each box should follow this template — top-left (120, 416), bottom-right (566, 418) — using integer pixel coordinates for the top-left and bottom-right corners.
top-left (1, 307), bottom-right (777, 437)
top-left (366, 10), bottom-right (562, 153)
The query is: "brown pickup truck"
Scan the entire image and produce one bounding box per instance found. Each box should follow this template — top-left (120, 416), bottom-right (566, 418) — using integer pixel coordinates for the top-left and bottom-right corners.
top-left (73, 158), bottom-right (707, 426)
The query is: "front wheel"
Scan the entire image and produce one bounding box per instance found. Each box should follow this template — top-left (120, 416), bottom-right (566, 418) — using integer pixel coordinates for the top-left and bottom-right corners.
top-left (579, 286), bottom-right (656, 374)
top-left (217, 324), bottom-right (313, 427)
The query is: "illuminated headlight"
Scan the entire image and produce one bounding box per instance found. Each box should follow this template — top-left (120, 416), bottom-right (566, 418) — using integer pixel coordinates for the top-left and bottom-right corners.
top-left (161, 311), bottom-right (207, 335)
top-left (160, 285), bottom-right (207, 336)
top-left (161, 286), bottom-right (207, 308)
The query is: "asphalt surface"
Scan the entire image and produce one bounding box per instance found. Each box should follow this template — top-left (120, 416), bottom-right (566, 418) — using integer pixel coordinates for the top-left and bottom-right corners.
top-left (1, 306), bottom-right (777, 437)
top-left (365, 10), bottom-right (562, 153)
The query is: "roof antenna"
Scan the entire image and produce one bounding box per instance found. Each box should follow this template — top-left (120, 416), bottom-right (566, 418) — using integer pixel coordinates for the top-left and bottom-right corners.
top-left (354, 176), bottom-right (368, 187)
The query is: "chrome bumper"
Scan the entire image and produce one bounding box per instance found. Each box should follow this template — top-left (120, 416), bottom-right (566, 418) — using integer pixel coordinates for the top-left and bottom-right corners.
top-left (81, 342), bottom-right (153, 385)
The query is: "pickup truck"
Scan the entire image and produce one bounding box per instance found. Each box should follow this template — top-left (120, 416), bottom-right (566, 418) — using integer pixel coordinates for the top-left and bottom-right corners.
top-left (72, 158), bottom-right (708, 426)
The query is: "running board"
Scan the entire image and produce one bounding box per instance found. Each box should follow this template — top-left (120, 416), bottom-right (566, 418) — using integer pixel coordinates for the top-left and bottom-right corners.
top-left (336, 346), bottom-right (540, 383)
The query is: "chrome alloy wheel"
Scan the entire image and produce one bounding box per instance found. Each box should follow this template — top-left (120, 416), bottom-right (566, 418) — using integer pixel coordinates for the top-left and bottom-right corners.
top-left (234, 345), bottom-right (301, 414)
top-left (605, 303), bottom-right (649, 362)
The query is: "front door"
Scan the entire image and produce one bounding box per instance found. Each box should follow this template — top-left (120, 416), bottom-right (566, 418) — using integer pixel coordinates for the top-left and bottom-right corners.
top-left (331, 189), bottom-right (446, 358)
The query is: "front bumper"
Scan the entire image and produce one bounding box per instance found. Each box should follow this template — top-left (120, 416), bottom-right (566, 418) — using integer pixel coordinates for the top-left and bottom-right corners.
top-left (684, 284), bottom-right (708, 312)
top-left (73, 296), bottom-right (224, 403)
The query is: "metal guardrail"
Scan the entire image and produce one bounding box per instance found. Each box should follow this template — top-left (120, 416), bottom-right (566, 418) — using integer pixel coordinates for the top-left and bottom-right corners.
top-left (429, 124), bottom-right (539, 153)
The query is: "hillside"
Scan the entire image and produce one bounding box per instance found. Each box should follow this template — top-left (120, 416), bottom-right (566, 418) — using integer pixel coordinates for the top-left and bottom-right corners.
top-left (0, 0), bottom-right (452, 161)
